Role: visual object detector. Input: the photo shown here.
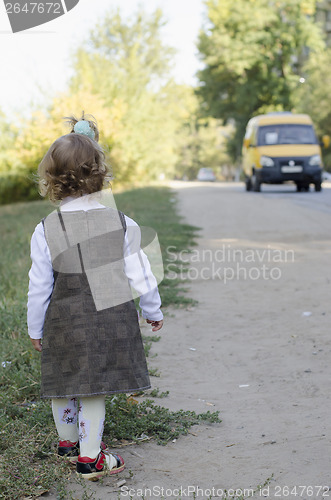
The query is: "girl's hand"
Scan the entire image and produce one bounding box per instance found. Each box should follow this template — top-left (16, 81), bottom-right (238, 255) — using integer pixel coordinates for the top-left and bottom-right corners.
top-left (146, 319), bottom-right (163, 332)
top-left (30, 338), bottom-right (42, 352)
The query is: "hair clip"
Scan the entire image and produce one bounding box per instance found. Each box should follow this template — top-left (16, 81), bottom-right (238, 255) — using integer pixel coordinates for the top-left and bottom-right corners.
top-left (74, 120), bottom-right (95, 140)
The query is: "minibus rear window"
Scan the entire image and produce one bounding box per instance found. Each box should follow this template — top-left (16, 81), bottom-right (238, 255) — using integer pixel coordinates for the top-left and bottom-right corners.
top-left (257, 124), bottom-right (317, 146)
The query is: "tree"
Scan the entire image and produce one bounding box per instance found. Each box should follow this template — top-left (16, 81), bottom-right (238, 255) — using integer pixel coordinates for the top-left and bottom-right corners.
top-left (197, 0), bottom-right (325, 161)
top-left (0, 110), bottom-right (18, 173)
top-left (68, 8), bottom-right (180, 184)
top-left (1, 8), bottom-right (182, 188)
top-left (1, 6), bottom-right (246, 205)
top-left (297, 48), bottom-right (331, 169)
top-left (174, 86), bottom-right (232, 179)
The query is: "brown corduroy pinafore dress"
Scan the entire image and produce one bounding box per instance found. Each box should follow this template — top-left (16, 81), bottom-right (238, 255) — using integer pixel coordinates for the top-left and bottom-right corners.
top-left (40, 207), bottom-right (151, 399)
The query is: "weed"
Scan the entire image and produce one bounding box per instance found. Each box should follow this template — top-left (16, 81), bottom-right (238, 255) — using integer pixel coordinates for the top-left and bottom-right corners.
top-left (141, 335), bottom-right (161, 343)
top-left (142, 334), bottom-right (161, 358)
top-left (104, 394), bottom-right (221, 446)
top-left (71, 475), bottom-right (98, 499)
top-left (148, 367), bottom-right (161, 377)
top-left (144, 388), bottom-right (169, 398)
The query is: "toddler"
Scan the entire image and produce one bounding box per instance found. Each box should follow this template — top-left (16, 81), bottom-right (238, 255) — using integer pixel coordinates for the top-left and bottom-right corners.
top-left (27, 115), bottom-right (163, 480)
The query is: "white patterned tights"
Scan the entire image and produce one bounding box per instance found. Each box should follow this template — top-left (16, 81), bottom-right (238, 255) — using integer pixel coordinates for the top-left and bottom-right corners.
top-left (51, 395), bottom-right (105, 459)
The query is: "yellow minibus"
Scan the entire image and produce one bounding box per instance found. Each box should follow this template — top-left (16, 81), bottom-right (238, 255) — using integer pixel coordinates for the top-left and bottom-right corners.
top-left (242, 112), bottom-right (328, 192)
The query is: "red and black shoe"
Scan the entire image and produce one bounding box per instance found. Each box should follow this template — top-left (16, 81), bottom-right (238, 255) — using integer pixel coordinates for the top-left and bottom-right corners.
top-left (76, 450), bottom-right (125, 481)
top-left (58, 440), bottom-right (108, 463)
top-left (58, 440), bottom-right (80, 462)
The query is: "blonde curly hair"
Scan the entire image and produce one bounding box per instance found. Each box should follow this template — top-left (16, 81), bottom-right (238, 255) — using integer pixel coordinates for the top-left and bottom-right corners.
top-left (38, 133), bottom-right (109, 202)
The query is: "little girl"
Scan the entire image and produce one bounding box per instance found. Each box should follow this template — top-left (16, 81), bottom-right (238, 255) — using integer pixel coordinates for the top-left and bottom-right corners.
top-left (27, 115), bottom-right (163, 480)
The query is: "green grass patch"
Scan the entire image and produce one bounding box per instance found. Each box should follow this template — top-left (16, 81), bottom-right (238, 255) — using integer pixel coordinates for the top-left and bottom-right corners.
top-left (142, 333), bottom-right (160, 358)
top-left (0, 186), bottom-right (216, 499)
top-left (144, 387), bottom-right (169, 398)
top-left (105, 394), bottom-right (220, 446)
top-left (115, 186), bottom-right (200, 308)
top-left (0, 394), bottom-right (220, 499)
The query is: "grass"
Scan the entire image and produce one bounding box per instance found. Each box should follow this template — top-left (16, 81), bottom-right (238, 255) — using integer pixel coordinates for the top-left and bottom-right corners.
top-left (115, 186), bottom-right (200, 308)
top-left (0, 186), bottom-right (221, 499)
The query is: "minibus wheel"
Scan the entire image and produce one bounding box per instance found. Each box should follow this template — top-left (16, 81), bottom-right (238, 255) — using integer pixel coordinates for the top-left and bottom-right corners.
top-left (252, 173), bottom-right (261, 192)
top-left (315, 182), bottom-right (322, 192)
top-left (245, 177), bottom-right (252, 191)
top-left (296, 181), bottom-right (309, 192)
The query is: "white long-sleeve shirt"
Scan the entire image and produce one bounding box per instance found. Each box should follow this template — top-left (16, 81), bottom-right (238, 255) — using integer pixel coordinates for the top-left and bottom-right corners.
top-left (27, 196), bottom-right (163, 339)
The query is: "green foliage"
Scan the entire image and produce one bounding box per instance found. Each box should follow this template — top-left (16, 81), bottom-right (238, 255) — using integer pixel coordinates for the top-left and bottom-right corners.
top-left (0, 108), bottom-right (71, 205)
top-left (296, 48), bottom-right (331, 169)
top-left (0, 8), bottom-right (234, 205)
top-left (84, 7), bottom-right (174, 85)
top-left (148, 367), bottom-right (161, 377)
top-left (145, 387), bottom-right (169, 398)
top-left (105, 394), bottom-right (221, 446)
top-left (2, 8), bottom-right (181, 200)
top-left (197, 0), bottom-right (325, 160)
top-left (0, 396), bottom-right (70, 499)
top-left (142, 333), bottom-right (160, 358)
top-left (68, 8), bottom-right (180, 183)
top-left (0, 110), bottom-right (18, 173)
top-left (0, 170), bottom-right (40, 205)
top-left (174, 87), bottom-right (233, 179)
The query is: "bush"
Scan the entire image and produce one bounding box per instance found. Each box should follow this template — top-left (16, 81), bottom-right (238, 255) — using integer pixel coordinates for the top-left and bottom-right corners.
top-left (0, 171), bottom-right (40, 205)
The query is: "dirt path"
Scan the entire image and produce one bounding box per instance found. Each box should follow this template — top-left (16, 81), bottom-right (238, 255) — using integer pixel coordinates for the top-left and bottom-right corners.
top-left (48, 181), bottom-right (331, 500)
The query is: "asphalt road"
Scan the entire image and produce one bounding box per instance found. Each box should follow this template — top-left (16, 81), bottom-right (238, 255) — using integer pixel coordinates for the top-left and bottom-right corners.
top-left (242, 181), bottom-right (331, 215)
top-left (190, 180), bottom-right (331, 214)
